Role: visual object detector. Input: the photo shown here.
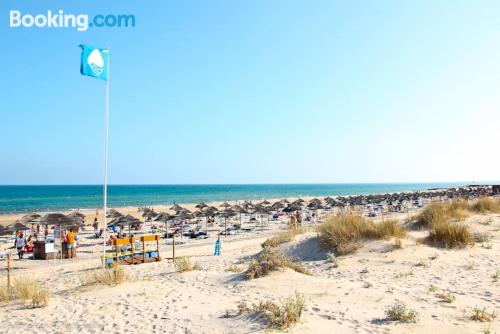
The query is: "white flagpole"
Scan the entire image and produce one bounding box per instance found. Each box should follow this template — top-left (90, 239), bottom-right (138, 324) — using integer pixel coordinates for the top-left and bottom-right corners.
top-left (102, 48), bottom-right (110, 269)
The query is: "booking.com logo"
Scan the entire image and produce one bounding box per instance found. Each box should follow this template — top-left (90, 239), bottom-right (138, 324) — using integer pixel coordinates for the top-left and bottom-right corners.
top-left (9, 10), bottom-right (135, 32)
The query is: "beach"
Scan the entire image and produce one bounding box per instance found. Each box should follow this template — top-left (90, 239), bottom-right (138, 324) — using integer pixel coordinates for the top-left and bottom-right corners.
top-left (0, 191), bottom-right (499, 333)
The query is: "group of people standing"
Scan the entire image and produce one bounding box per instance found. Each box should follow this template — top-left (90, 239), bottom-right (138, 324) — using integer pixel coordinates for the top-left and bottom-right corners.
top-left (12, 226), bottom-right (80, 260)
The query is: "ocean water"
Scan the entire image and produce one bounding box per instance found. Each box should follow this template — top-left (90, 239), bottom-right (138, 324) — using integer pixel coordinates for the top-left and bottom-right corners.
top-left (0, 183), bottom-right (470, 213)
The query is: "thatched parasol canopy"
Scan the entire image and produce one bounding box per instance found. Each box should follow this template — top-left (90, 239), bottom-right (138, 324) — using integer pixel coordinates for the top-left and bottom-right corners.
top-left (107, 209), bottom-right (124, 219)
top-left (195, 202), bottom-right (208, 209)
top-left (41, 213), bottom-right (76, 226)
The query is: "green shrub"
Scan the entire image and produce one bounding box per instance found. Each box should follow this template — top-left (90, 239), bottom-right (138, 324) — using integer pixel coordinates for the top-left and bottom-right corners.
top-left (385, 300), bottom-right (419, 323)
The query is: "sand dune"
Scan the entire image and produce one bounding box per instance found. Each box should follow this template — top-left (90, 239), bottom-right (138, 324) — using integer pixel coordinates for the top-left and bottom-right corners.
top-left (0, 210), bottom-right (499, 333)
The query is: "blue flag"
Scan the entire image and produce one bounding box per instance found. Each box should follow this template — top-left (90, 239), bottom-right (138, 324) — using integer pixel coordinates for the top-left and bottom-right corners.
top-left (79, 45), bottom-right (109, 81)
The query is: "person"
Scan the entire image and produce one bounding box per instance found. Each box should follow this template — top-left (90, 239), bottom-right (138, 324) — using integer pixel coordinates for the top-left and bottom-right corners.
top-left (44, 225), bottom-right (49, 240)
top-left (92, 218), bottom-right (99, 237)
top-left (15, 233), bottom-right (26, 259)
top-left (214, 233), bottom-right (223, 256)
top-left (66, 229), bottom-right (76, 258)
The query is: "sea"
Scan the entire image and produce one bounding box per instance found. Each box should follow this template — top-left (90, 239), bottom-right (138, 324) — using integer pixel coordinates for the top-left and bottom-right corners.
top-left (0, 183), bottom-right (473, 214)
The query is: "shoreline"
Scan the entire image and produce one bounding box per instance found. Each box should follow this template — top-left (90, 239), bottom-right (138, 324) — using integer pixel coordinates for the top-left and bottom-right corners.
top-left (0, 182), bottom-right (478, 214)
top-left (0, 184), bottom-right (495, 227)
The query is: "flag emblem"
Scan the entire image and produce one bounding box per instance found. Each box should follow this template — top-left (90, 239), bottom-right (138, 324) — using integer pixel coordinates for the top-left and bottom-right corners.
top-left (79, 45), bottom-right (109, 81)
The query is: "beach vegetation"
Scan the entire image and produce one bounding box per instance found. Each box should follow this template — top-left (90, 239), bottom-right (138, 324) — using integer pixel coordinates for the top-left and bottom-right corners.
top-left (385, 300), bottom-right (419, 323)
top-left (13, 278), bottom-right (49, 308)
top-left (261, 227), bottom-right (306, 248)
top-left (0, 285), bottom-right (14, 303)
top-left (225, 265), bottom-right (243, 273)
top-left (81, 264), bottom-right (127, 286)
top-left (474, 232), bottom-right (490, 243)
top-left (492, 270), bottom-right (499, 282)
top-left (470, 197), bottom-right (500, 214)
top-left (317, 215), bottom-right (406, 255)
top-left (428, 221), bottom-right (473, 248)
top-left (326, 252), bottom-right (338, 267)
top-left (226, 292), bottom-right (305, 330)
top-left (175, 256), bottom-right (202, 272)
top-left (256, 292), bottom-right (305, 330)
top-left (375, 219), bottom-right (407, 239)
top-left (470, 307), bottom-right (496, 322)
top-left (436, 291), bottom-right (455, 303)
top-left (246, 248), bottom-right (311, 279)
top-left (394, 269), bottom-right (414, 279)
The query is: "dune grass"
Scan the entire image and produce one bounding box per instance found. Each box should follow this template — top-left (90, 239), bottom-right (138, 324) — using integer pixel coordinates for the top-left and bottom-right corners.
top-left (436, 291), bottom-right (456, 303)
top-left (416, 201), bottom-right (470, 227)
top-left (81, 265), bottom-right (127, 286)
top-left (0, 285), bottom-right (14, 303)
top-left (470, 197), bottom-right (500, 214)
top-left (246, 248), bottom-right (311, 279)
top-left (262, 227), bottom-right (306, 248)
top-left (375, 220), bottom-right (407, 239)
top-left (418, 198), bottom-right (500, 228)
top-left (255, 292), bottom-right (305, 330)
top-left (470, 307), bottom-right (496, 322)
top-left (428, 221), bottom-right (473, 248)
top-left (175, 256), bottom-right (202, 272)
top-left (0, 278), bottom-right (50, 308)
top-left (225, 265), bottom-right (243, 273)
top-left (415, 199), bottom-right (490, 248)
top-left (226, 292), bottom-right (305, 330)
top-left (317, 215), bottom-right (406, 255)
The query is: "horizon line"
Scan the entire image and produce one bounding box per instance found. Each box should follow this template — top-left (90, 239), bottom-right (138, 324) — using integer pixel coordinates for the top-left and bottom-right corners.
top-left (0, 181), bottom-right (496, 187)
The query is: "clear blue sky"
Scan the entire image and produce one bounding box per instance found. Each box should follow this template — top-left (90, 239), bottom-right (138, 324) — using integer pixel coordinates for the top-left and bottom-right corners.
top-left (1, 1), bottom-right (499, 184)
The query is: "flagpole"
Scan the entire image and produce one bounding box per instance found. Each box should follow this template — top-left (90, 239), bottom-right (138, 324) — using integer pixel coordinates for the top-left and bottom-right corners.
top-left (102, 48), bottom-right (110, 269)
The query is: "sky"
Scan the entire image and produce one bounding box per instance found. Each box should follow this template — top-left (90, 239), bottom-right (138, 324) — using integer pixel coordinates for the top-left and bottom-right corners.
top-left (1, 1), bottom-right (499, 185)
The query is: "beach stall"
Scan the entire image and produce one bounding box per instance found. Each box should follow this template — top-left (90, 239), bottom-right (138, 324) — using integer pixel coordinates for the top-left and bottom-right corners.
top-left (39, 213), bottom-right (83, 259)
top-left (105, 234), bottom-right (161, 267)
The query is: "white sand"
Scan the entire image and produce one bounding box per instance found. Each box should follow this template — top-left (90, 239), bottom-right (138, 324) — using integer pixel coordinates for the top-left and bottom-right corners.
top-left (0, 211), bottom-right (499, 333)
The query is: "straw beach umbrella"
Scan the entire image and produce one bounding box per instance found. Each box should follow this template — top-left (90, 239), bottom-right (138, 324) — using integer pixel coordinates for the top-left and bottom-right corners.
top-left (169, 204), bottom-right (183, 212)
top-left (21, 212), bottom-right (41, 223)
top-left (195, 202), bottom-right (208, 209)
top-left (7, 221), bottom-right (29, 233)
top-left (271, 201), bottom-right (284, 210)
top-left (0, 225), bottom-right (12, 236)
top-left (68, 211), bottom-right (86, 223)
top-left (219, 208), bottom-right (236, 236)
top-left (106, 209), bottom-right (123, 219)
top-left (41, 213), bottom-right (75, 225)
